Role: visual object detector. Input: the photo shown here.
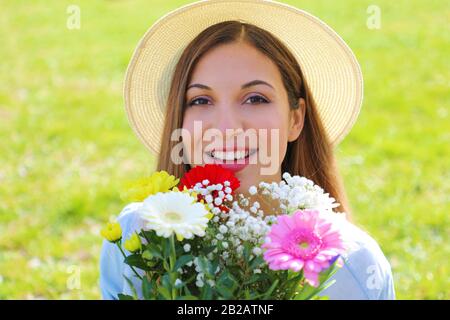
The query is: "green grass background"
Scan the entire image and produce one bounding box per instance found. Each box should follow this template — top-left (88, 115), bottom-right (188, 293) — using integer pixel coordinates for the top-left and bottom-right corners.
top-left (0, 0), bottom-right (448, 299)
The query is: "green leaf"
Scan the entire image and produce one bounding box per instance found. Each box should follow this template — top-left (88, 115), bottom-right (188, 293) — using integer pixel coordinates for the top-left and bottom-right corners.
top-left (161, 273), bottom-right (172, 289)
top-left (209, 259), bottom-right (219, 275)
top-left (140, 230), bottom-right (157, 242)
top-left (124, 253), bottom-right (151, 271)
top-left (217, 270), bottom-right (238, 292)
top-left (216, 284), bottom-right (234, 299)
top-left (162, 237), bottom-right (171, 258)
top-left (200, 283), bottom-right (213, 300)
top-left (201, 245), bottom-right (216, 256)
top-left (242, 273), bottom-right (270, 286)
top-left (143, 243), bottom-right (164, 260)
top-left (163, 259), bottom-right (170, 272)
top-left (183, 284), bottom-right (192, 296)
top-left (262, 279), bottom-right (279, 299)
top-left (176, 295), bottom-right (199, 300)
top-left (142, 276), bottom-right (154, 300)
top-left (157, 286), bottom-right (172, 300)
top-left (117, 293), bottom-right (135, 300)
top-left (243, 243), bottom-right (252, 261)
top-left (292, 283), bottom-right (319, 300)
top-left (196, 256), bottom-right (209, 274)
top-left (123, 275), bottom-right (138, 299)
top-left (174, 254), bottom-right (194, 271)
top-left (249, 255), bottom-right (264, 269)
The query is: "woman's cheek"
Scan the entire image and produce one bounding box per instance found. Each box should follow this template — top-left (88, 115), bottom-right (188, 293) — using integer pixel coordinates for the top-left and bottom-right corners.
top-left (182, 112), bottom-right (210, 166)
top-left (180, 127), bottom-right (194, 166)
top-left (254, 112), bottom-right (289, 174)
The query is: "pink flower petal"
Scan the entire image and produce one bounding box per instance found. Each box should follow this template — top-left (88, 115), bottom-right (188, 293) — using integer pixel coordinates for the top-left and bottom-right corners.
top-left (290, 259), bottom-right (304, 272)
top-left (304, 269), bottom-right (320, 287)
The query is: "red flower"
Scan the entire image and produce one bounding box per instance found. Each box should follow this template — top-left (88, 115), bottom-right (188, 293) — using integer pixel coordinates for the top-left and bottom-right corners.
top-left (179, 164), bottom-right (240, 191)
top-left (179, 164), bottom-right (240, 213)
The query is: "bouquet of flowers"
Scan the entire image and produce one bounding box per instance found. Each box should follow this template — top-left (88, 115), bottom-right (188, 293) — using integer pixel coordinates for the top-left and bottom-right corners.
top-left (101, 164), bottom-right (348, 300)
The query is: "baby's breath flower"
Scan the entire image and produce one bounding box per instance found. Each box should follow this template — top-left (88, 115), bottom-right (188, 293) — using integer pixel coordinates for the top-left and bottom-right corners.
top-left (196, 273), bottom-right (204, 281)
top-left (174, 279), bottom-right (183, 288)
top-left (219, 225), bottom-right (228, 234)
top-left (195, 280), bottom-right (204, 288)
top-left (252, 247), bottom-right (262, 256)
top-left (205, 194), bottom-right (213, 204)
top-left (214, 197), bottom-right (223, 206)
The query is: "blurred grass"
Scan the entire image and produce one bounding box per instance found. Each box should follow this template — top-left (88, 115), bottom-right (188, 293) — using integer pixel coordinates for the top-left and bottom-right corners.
top-left (0, 0), bottom-right (448, 299)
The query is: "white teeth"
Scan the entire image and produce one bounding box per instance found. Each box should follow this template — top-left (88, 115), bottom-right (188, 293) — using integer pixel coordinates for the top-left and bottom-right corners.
top-left (209, 150), bottom-right (251, 160)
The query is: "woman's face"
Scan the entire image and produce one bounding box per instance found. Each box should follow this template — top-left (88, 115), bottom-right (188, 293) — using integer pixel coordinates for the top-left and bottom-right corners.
top-left (181, 41), bottom-right (304, 194)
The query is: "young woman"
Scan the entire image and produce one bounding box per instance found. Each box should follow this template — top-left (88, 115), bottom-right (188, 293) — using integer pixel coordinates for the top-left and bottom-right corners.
top-left (100, 0), bottom-right (395, 300)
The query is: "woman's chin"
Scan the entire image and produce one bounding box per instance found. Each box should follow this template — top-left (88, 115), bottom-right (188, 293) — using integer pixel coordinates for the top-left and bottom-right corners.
top-left (234, 168), bottom-right (259, 194)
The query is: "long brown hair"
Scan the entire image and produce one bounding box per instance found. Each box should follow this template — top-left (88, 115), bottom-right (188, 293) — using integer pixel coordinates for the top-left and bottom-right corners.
top-left (156, 20), bottom-right (352, 216)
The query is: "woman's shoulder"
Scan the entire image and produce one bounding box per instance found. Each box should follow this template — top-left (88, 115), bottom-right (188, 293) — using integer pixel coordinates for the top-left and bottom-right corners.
top-left (320, 218), bottom-right (396, 300)
top-left (342, 219), bottom-right (393, 275)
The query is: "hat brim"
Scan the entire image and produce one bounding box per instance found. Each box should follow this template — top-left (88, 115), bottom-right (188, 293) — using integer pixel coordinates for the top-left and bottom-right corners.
top-left (124, 0), bottom-right (363, 155)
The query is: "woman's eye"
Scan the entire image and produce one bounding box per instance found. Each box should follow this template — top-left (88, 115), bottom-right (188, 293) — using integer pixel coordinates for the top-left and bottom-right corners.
top-left (188, 97), bottom-right (211, 106)
top-left (245, 95), bottom-right (269, 105)
top-left (188, 95), bottom-right (269, 106)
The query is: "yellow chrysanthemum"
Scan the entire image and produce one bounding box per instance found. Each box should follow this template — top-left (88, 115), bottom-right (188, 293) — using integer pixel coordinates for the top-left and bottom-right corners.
top-left (121, 171), bottom-right (179, 202)
top-left (100, 222), bottom-right (122, 243)
top-left (123, 233), bottom-right (142, 253)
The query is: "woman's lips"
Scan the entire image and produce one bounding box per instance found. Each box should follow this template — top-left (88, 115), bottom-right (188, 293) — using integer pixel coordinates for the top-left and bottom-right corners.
top-left (204, 149), bottom-right (258, 173)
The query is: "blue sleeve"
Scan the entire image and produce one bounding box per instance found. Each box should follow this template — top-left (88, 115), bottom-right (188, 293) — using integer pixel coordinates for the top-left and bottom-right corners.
top-left (318, 223), bottom-right (396, 300)
top-left (99, 203), bottom-right (145, 300)
top-left (99, 239), bottom-right (124, 300)
top-left (379, 263), bottom-right (396, 300)
top-left (344, 243), bottom-right (396, 300)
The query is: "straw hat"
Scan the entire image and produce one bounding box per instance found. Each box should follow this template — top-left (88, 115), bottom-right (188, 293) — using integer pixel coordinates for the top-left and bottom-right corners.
top-left (124, 0), bottom-right (363, 155)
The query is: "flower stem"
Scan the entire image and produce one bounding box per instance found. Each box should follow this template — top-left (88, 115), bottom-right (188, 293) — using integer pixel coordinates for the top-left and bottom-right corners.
top-left (169, 234), bottom-right (178, 299)
top-left (115, 241), bottom-right (143, 280)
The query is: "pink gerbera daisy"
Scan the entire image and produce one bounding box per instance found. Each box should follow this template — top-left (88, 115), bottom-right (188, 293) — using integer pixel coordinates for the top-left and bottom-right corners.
top-left (262, 209), bottom-right (346, 287)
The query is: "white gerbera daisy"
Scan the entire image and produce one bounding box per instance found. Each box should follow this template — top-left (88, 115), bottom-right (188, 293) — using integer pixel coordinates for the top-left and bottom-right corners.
top-left (138, 191), bottom-right (212, 241)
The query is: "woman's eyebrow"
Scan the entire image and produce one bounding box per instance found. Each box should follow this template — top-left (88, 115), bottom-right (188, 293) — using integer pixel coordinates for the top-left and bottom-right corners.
top-left (187, 79), bottom-right (274, 91)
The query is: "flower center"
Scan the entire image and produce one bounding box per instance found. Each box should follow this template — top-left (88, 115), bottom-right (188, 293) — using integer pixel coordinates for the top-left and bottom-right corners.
top-left (298, 241), bottom-right (309, 249)
top-left (164, 211), bottom-right (182, 222)
top-left (284, 228), bottom-right (323, 260)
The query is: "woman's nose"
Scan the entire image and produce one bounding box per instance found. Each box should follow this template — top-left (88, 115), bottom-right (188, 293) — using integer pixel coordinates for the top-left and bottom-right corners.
top-left (212, 104), bottom-right (244, 134)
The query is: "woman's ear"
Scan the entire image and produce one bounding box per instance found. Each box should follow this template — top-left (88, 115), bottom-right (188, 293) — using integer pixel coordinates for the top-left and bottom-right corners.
top-left (288, 98), bottom-right (306, 142)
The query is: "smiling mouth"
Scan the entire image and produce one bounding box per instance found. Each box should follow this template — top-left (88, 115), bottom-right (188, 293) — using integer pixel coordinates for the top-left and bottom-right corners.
top-left (205, 149), bottom-right (258, 161)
